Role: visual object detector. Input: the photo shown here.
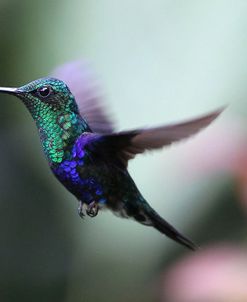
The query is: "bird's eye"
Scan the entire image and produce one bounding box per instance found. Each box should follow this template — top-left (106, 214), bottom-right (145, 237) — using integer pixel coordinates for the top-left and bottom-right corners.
top-left (37, 86), bottom-right (52, 98)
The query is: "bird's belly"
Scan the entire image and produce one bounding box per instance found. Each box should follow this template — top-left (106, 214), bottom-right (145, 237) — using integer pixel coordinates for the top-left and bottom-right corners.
top-left (52, 159), bottom-right (141, 211)
top-left (52, 160), bottom-right (107, 205)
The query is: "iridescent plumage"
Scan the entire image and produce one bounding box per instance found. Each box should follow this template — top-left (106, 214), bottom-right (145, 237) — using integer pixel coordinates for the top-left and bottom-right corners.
top-left (0, 61), bottom-right (224, 250)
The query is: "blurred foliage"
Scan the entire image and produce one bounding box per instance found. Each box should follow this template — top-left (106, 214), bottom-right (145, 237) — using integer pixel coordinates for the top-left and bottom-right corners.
top-left (0, 1), bottom-right (247, 302)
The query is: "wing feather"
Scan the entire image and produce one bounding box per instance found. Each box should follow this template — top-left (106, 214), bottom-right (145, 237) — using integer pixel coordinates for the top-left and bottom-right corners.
top-left (102, 108), bottom-right (225, 167)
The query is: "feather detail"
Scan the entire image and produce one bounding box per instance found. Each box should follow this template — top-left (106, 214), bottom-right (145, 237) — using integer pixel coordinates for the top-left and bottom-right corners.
top-left (103, 108), bottom-right (225, 167)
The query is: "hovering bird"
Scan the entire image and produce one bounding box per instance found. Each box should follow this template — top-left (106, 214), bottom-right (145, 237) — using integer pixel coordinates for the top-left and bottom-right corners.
top-left (0, 61), bottom-right (224, 250)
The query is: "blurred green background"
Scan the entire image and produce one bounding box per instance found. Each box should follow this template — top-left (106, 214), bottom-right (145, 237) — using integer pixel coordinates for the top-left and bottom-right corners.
top-left (0, 1), bottom-right (247, 301)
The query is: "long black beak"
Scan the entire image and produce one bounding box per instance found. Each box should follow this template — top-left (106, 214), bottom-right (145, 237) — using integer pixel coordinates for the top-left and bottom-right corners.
top-left (0, 87), bottom-right (18, 95)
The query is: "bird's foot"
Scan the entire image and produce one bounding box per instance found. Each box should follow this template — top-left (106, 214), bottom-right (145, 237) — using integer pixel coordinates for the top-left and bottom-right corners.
top-left (78, 201), bottom-right (85, 219)
top-left (86, 201), bottom-right (99, 217)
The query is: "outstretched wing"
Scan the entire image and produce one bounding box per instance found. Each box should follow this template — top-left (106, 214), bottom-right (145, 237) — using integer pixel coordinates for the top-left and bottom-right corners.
top-left (52, 60), bottom-right (115, 134)
top-left (87, 108), bottom-right (224, 167)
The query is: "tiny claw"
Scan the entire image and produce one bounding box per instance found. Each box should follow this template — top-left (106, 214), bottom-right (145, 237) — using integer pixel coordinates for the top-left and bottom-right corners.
top-left (86, 201), bottom-right (99, 217)
top-left (78, 201), bottom-right (85, 219)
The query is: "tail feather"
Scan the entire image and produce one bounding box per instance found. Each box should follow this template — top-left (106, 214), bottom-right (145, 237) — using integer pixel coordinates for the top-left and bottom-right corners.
top-left (146, 207), bottom-right (198, 251)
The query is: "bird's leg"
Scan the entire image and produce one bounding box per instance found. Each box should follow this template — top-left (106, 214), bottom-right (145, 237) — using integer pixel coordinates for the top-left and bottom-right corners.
top-left (86, 201), bottom-right (99, 217)
top-left (78, 200), bottom-right (85, 219)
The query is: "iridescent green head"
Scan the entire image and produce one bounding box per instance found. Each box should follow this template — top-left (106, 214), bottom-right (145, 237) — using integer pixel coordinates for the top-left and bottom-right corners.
top-left (0, 78), bottom-right (90, 164)
top-left (3, 77), bottom-right (79, 117)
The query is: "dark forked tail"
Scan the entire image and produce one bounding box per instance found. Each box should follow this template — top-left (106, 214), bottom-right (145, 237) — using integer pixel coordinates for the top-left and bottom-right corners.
top-left (144, 206), bottom-right (198, 251)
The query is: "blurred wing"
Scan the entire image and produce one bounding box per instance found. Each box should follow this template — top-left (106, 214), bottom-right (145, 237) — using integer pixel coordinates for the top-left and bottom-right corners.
top-left (52, 60), bottom-right (115, 134)
top-left (101, 108), bottom-right (224, 167)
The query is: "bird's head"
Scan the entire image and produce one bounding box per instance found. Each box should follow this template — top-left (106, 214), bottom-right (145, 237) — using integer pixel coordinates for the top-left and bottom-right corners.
top-left (0, 77), bottom-right (91, 164)
top-left (0, 77), bottom-right (80, 120)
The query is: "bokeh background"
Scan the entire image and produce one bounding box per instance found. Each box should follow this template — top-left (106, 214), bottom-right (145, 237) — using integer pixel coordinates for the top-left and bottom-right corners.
top-left (0, 1), bottom-right (247, 301)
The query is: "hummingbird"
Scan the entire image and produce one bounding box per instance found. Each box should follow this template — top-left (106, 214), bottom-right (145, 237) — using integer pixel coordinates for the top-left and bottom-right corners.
top-left (0, 61), bottom-right (224, 250)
